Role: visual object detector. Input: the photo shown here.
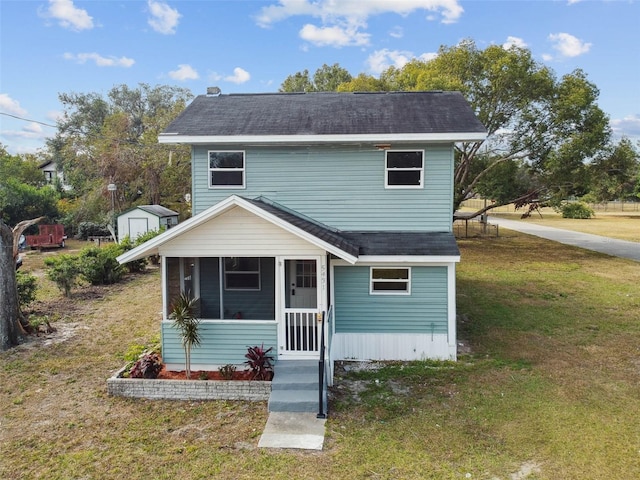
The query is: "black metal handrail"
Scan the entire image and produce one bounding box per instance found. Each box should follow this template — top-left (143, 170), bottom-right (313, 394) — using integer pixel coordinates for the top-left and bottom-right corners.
top-left (317, 308), bottom-right (328, 419)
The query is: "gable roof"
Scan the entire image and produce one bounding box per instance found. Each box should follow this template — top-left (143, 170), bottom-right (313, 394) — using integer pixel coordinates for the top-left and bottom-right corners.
top-left (116, 195), bottom-right (460, 266)
top-left (116, 195), bottom-right (360, 265)
top-left (158, 91), bottom-right (486, 145)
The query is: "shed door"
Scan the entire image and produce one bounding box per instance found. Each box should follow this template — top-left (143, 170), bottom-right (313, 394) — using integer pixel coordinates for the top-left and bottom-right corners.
top-left (128, 218), bottom-right (149, 240)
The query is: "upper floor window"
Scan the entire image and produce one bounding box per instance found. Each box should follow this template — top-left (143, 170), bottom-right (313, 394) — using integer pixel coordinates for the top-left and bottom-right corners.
top-left (385, 150), bottom-right (424, 188)
top-left (209, 151), bottom-right (245, 189)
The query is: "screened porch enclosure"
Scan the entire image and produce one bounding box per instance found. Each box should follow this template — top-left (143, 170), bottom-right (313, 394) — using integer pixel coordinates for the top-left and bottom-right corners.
top-left (165, 257), bottom-right (276, 320)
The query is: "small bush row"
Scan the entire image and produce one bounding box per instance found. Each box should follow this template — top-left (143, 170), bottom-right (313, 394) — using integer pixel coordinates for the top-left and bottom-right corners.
top-left (44, 231), bottom-right (162, 297)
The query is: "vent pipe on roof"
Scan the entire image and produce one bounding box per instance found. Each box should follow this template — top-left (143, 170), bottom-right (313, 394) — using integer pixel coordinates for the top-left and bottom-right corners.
top-left (207, 86), bottom-right (221, 96)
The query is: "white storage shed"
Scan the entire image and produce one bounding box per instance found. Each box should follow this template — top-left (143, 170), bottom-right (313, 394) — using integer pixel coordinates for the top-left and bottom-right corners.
top-left (117, 205), bottom-right (179, 243)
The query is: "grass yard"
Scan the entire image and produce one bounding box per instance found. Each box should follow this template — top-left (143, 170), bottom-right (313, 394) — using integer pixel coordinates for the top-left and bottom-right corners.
top-left (2, 233), bottom-right (640, 479)
top-left (460, 199), bottom-right (640, 242)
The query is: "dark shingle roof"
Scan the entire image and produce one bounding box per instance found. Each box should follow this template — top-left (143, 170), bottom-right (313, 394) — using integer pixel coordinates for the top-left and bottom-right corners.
top-left (246, 197), bottom-right (360, 258)
top-left (161, 91), bottom-right (485, 138)
top-left (247, 197), bottom-right (459, 258)
top-left (137, 205), bottom-right (179, 217)
top-left (341, 231), bottom-right (460, 256)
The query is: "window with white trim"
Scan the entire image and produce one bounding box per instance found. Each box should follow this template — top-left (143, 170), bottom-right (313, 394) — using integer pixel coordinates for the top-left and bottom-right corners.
top-left (224, 257), bottom-right (260, 290)
top-left (385, 150), bottom-right (424, 188)
top-left (370, 267), bottom-right (411, 295)
top-left (209, 151), bottom-right (245, 188)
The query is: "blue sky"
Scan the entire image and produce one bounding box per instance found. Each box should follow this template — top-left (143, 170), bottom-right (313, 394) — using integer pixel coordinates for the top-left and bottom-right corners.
top-left (1, 0), bottom-right (639, 154)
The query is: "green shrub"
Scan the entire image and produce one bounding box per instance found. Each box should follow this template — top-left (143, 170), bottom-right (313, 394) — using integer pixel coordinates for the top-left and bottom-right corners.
top-left (560, 202), bottom-right (595, 219)
top-left (76, 222), bottom-right (110, 240)
top-left (78, 244), bottom-right (125, 285)
top-left (16, 270), bottom-right (38, 307)
top-left (219, 364), bottom-right (237, 380)
top-left (118, 235), bottom-right (147, 273)
top-left (134, 228), bottom-right (164, 246)
top-left (44, 254), bottom-right (81, 297)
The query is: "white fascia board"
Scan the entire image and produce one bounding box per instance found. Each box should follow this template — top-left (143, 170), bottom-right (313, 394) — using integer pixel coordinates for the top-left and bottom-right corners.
top-left (332, 255), bottom-right (460, 266)
top-left (158, 132), bottom-right (487, 145)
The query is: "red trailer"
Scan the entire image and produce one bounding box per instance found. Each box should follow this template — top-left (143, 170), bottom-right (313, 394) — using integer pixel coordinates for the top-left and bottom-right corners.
top-left (25, 224), bottom-right (67, 249)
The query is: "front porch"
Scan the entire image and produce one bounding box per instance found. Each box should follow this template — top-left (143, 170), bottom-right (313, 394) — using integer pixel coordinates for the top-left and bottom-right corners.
top-left (161, 255), bottom-right (329, 370)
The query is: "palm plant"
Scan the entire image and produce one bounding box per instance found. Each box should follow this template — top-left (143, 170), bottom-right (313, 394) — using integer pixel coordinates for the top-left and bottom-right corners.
top-left (169, 291), bottom-right (200, 379)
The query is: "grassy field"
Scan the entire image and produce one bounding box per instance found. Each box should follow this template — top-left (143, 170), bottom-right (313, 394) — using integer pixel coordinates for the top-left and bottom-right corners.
top-left (460, 199), bottom-right (640, 242)
top-left (2, 233), bottom-right (640, 479)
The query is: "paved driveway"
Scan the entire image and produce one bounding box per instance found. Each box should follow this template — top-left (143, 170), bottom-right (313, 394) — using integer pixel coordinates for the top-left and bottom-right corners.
top-left (488, 216), bottom-right (640, 263)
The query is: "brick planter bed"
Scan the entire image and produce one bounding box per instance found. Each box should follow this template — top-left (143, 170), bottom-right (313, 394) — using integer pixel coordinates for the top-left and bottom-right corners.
top-left (107, 368), bottom-right (271, 401)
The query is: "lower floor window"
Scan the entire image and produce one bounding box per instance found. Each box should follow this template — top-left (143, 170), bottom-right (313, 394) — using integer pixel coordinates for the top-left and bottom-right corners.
top-left (370, 267), bottom-right (411, 294)
top-left (224, 257), bottom-right (261, 290)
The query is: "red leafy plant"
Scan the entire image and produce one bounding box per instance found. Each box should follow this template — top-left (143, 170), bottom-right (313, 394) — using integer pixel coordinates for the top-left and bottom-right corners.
top-left (129, 353), bottom-right (163, 379)
top-left (244, 344), bottom-right (274, 380)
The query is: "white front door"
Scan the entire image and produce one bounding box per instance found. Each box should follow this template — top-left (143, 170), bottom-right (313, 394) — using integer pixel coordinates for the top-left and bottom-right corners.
top-left (279, 258), bottom-right (323, 358)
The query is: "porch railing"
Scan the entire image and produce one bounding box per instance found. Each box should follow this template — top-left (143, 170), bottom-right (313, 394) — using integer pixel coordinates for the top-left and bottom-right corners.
top-left (317, 305), bottom-right (333, 419)
top-left (285, 309), bottom-right (320, 353)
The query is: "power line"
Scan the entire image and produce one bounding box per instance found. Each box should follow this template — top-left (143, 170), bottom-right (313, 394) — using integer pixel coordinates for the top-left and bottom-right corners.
top-left (0, 112), bottom-right (57, 128)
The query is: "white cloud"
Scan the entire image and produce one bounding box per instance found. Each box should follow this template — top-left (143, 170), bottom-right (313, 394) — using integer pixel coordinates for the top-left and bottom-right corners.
top-left (548, 32), bottom-right (592, 58)
top-left (224, 67), bottom-right (251, 84)
top-left (367, 48), bottom-right (437, 75)
top-left (300, 23), bottom-right (370, 47)
top-left (63, 52), bottom-right (135, 67)
top-left (389, 26), bottom-right (404, 39)
top-left (0, 93), bottom-right (28, 116)
top-left (256, 0), bottom-right (464, 26)
top-left (255, 1), bottom-right (463, 48)
top-left (23, 123), bottom-right (44, 135)
top-left (41, 0), bottom-right (94, 31)
top-left (503, 36), bottom-right (527, 50)
top-left (611, 114), bottom-right (640, 138)
top-left (147, 0), bottom-right (181, 35)
top-left (169, 64), bottom-right (199, 81)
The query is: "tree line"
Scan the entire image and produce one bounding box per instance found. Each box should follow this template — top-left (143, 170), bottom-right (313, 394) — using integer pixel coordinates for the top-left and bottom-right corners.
top-left (1, 39), bottom-right (639, 350)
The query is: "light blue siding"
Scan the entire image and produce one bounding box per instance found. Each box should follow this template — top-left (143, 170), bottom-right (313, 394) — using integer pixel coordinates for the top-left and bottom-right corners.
top-left (192, 144), bottom-right (454, 231)
top-left (162, 321), bottom-right (277, 366)
top-left (333, 266), bottom-right (449, 334)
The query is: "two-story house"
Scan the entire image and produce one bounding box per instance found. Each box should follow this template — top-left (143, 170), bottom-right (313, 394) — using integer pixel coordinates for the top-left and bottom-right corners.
top-left (117, 91), bottom-right (486, 377)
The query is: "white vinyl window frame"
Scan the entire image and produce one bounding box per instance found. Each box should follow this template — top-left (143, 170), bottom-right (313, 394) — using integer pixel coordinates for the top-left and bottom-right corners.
top-left (208, 150), bottom-right (246, 189)
top-left (370, 267), bottom-right (411, 295)
top-left (384, 150), bottom-right (424, 189)
top-left (223, 257), bottom-right (261, 291)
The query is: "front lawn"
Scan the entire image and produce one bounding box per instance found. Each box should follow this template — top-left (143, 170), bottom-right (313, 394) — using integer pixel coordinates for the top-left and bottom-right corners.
top-left (1, 233), bottom-right (639, 479)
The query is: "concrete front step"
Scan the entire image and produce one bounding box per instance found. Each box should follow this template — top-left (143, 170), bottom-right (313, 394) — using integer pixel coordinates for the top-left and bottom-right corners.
top-left (268, 389), bottom-right (320, 413)
top-left (269, 360), bottom-right (327, 413)
top-left (271, 373), bottom-right (318, 391)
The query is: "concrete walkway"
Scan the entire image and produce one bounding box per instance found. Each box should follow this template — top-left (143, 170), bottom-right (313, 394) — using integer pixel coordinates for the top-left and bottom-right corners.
top-left (489, 216), bottom-right (640, 262)
top-left (258, 412), bottom-right (326, 450)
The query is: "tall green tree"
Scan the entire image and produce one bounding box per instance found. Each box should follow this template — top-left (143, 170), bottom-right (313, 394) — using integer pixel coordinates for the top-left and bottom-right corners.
top-left (280, 63), bottom-right (352, 92)
top-left (0, 146), bottom-right (60, 225)
top-left (47, 84), bottom-right (193, 226)
top-left (292, 40), bottom-right (612, 216)
top-left (588, 137), bottom-right (639, 203)
top-left (0, 145), bottom-right (44, 187)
